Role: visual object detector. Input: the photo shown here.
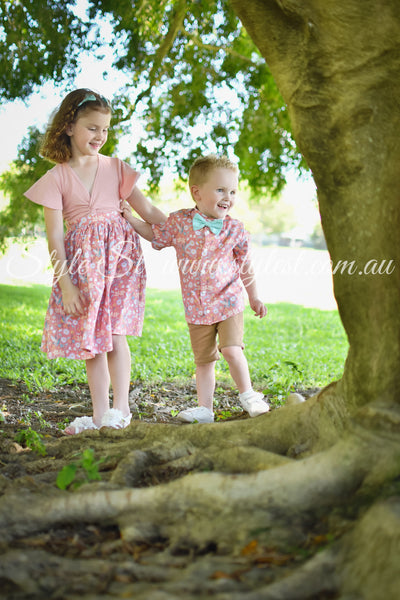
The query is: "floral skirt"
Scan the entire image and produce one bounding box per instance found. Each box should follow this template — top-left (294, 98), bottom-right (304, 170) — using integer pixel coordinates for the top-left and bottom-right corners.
top-left (41, 212), bottom-right (146, 359)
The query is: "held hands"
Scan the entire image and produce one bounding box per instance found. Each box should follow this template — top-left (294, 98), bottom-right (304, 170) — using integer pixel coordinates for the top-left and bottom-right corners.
top-left (120, 200), bottom-right (134, 225)
top-left (120, 200), bottom-right (142, 230)
top-left (249, 298), bottom-right (268, 319)
top-left (120, 199), bottom-right (155, 241)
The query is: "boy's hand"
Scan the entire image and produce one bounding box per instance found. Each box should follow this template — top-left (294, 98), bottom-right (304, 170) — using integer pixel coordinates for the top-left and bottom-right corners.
top-left (250, 298), bottom-right (268, 318)
top-left (120, 201), bottom-right (155, 241)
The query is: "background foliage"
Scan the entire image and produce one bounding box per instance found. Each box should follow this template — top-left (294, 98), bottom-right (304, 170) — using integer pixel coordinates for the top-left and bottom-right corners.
top-left (0, 0), bottom-right (308, 246)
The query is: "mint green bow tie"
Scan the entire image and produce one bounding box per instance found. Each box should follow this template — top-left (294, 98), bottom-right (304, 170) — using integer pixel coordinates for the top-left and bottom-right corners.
top-left (193, 212), bottom-right (224, 235)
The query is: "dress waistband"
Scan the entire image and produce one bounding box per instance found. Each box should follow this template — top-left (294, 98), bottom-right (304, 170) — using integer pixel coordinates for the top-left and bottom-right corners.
top-left (66, 210), bottom-right (122, 231)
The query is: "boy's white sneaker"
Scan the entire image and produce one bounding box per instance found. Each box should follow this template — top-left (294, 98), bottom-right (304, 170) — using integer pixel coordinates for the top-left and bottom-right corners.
top-left (239, 391), bottom-right (270, 417)
top-left (177, 406), bottom-right (214, 423)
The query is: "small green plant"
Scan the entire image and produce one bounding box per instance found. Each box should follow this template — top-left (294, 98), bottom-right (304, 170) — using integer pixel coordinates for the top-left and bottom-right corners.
top-left (170, 409), bottom-right (180, 417)
top-left (34, 410), bottom-right (52, 428)
top-left (56, 448), bottom-right (104, 490)
top-left (261, 360), bottom-right (304, 406)
top-left (216, 410), bottom-right (233, 421)
top-left (57, 418), bottom-right (71, 431)
top-left (21, 393), bottom-right (35, 404)
top-left (20, 409), bottom-right (51, 429)
top-left (15, 427), bottom-right (47, 456)
top-left (19, 411), bottom-right (33, 426)
top-left (24, 369), bottom-right (57, 394)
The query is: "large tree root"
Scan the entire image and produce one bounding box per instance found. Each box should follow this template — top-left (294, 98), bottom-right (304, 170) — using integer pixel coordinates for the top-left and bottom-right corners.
top-left (222, 546), bottom-right (339, 600)
top-left (1, 420), bottom-right (399, 548)
top-left (0, 384), bottom-right (345, 497)
top-left (0, 544), bottom-right (338, 599)
top-left (0, 382), bottom-right (349, 483)
top-left (2, 498), bottom-right (399, 600)
top-left (218, 498), bottom-right (400, 600)
top-left (1, 396), bottom-right (399, 598)
top-left (0, 549), bottom-right (114, 598)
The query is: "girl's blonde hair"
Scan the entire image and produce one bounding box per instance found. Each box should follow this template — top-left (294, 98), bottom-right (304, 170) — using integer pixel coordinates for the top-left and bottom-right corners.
top-left (188, 154), bottom-right (238, 187)
top-left (40, 88), bottom-right (111, 163)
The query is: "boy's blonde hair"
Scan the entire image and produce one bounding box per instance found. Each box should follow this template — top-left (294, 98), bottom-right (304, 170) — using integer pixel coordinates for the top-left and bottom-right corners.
top-left (40, 88), bottom-right (111, 164)
top-left (188, 154), bottom-right (238, 188)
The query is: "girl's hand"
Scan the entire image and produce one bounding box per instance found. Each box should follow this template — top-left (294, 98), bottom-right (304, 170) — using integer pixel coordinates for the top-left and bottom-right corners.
top-left (61, 282), bottom-right (86, 316)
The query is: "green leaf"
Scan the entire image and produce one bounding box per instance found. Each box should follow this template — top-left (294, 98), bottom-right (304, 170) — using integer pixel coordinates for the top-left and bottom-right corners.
top-left (56, 463), bottom-right (78, 490)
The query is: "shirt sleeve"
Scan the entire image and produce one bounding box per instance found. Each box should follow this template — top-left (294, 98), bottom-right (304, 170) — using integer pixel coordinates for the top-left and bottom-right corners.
top-left (151, 215), bottom-right (175, 250)
top-left (232, 225), bottom-right (251, 267)
top-left (119, 159), bottom-right (141, 200)
top-left (24, 168), bottom-right (63, 210)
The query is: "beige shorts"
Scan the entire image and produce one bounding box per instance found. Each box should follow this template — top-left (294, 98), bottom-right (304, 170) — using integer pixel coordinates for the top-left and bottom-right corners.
top-left (187, 313), bottom-right (244, 365)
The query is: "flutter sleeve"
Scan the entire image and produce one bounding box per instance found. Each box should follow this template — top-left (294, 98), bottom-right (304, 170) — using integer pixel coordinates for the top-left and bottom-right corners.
top-left (24, 167), bottom-right (63, 210)
top-left (119, 159), bottom-right (141, 200)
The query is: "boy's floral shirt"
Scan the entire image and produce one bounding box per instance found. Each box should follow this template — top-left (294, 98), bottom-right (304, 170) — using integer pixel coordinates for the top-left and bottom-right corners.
top-left (152, 208), bottom-right (250, 324)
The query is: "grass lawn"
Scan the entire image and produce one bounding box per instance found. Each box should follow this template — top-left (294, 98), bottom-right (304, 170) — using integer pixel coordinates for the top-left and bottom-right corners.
top-left (0, 284), bottom-right (348, 404)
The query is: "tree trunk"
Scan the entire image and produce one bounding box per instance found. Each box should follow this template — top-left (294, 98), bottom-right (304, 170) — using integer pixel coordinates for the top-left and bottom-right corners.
top-left (229, 0), bottom-right (400, 409)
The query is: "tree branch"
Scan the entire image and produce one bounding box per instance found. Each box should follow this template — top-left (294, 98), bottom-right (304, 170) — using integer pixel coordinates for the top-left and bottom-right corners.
top-left (132, 0), bottom-right (188, 108)
top-left (183, 31), bottom-right (262, 65)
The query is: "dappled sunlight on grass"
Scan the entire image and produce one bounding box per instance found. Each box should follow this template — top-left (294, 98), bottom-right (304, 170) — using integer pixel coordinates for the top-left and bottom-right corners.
top-left (0, 285), bottom-right (348, 403)
top-left (244, 302), bottom-right (348, 400)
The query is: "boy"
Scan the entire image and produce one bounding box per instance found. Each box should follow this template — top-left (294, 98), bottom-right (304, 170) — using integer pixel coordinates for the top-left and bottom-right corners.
top-left (124, 154), bottom-right (269, 423)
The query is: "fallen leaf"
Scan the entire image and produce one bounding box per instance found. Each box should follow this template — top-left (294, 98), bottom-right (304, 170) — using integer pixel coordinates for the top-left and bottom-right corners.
top-left (210, 570), bottom-right (244, 581)
top-left (255, 552), bottom-right (293, 565)
top-left (241, 539), bottom-right (259, 555)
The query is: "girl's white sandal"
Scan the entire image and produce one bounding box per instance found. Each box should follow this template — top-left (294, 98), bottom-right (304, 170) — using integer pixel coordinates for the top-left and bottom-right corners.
top-left (64, 416), bottom-right (98, 435)
top-left (101, 408), bottom-right (132, 429)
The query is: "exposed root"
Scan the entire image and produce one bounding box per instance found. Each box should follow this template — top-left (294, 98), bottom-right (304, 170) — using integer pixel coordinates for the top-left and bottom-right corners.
top-left (339, 497), bottom-right (400, 600)
top-left (1, 392), bottom-right (399, 598)
top-left (2, 423), bottom-right (398, 551)
top-left (222, 546), bottom-right (339, 600)
top-left (0, 549), bottom-right (113, 597)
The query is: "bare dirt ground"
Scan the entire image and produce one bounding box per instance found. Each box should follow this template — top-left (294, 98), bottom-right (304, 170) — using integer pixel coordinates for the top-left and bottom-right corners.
top-left (0, 376), bottom-right (260, 435)
top-left (0, 376), bottom-right (319, 440)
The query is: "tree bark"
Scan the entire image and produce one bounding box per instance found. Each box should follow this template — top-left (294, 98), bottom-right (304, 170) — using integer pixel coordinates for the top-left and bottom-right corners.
top-left (229, 0), bottom-right (400, 409)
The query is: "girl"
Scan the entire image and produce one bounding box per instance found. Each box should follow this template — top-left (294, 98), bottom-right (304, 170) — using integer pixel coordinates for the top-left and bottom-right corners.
top-left (25, 88), bottom-right (166, 434)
